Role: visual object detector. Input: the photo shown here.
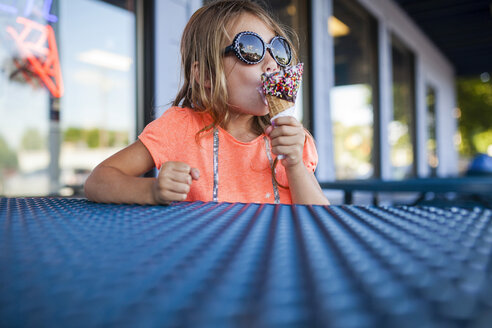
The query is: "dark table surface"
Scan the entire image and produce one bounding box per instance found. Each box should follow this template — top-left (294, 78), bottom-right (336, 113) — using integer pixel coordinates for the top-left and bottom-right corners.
top-left (1, 198), bottom-right (492, 327)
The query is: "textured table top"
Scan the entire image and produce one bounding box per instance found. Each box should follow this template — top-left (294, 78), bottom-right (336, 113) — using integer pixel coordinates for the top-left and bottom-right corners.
top-left (1, 198), bottom-right (492, 327)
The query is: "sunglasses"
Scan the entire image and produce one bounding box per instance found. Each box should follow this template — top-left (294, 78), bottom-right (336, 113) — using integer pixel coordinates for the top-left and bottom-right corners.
top-left (224, 31), bottom-right (292, 67)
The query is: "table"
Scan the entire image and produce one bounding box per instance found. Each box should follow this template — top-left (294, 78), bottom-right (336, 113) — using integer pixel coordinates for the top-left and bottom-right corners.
top-left (1, 198), bottom-right (492, 327)
top-left (320, 177), bottom-right (492, 206)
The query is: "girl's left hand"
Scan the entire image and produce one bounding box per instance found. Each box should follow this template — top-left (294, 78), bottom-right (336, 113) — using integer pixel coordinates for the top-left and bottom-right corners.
top-left (265, 116), bottom-right (306, 168)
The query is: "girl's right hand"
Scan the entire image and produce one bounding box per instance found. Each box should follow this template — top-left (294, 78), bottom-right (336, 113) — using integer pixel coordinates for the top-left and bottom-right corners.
top-left (152, 161), bottom-right (200, 204)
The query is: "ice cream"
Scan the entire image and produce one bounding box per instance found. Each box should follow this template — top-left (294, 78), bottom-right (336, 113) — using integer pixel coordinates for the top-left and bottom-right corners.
top-left (261, 63), bottom-right (304, 161)
top-left (261, 63), bottom-right (304, 119)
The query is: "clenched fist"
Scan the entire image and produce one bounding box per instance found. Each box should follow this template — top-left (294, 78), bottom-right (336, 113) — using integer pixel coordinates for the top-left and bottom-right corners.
top-left (152, 161), bottom-right (200, 204)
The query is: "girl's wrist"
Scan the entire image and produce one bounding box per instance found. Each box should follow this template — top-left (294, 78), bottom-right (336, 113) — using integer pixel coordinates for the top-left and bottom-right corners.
top-left (151, 178), bottom-right (168, 205)
top-left (284, 161), bottom-right (305, 174)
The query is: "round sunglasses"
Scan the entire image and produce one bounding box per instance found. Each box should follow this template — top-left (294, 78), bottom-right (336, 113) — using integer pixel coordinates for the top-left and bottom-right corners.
top-left (224, 31), bottom-right (292, 67)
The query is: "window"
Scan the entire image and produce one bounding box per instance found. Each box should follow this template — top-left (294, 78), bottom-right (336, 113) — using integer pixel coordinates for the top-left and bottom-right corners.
top-left (426, 85), bottom-right (438, 176)
top-left (390, 35), bottom-right (415, 179)
top-left (331, 0), bottom-right (379, 180)
top-left (0, 0), bottom-right (136, 196)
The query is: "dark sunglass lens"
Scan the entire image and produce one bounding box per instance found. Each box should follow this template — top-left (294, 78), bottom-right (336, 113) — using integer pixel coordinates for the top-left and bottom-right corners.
top-left (271, 38), bottom-right (291, 65)
top-left (237, 34), bottom-right (264, 63)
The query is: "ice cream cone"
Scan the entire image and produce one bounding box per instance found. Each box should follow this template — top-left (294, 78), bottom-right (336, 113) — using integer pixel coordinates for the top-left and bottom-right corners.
top-left (266, 95), bottom-right (294, 117)
top-left (261, 63), bottom-right (304, 118)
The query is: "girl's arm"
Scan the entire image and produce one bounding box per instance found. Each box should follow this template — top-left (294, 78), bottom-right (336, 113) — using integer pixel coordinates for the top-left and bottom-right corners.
top-left (266, 117), bottom-right (329, 205)
top-left (284, 162), bottom-right (328, 205)
top-left (84, 140), bottom-right (199, 204)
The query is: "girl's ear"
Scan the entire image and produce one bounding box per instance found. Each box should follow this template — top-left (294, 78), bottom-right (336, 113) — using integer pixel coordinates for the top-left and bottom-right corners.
top-left (192, 61), bottom-right (211, 89)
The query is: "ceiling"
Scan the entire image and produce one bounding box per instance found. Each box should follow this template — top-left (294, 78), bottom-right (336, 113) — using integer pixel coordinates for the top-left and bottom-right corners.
top-left (393, 0), bottom-right (492, 77)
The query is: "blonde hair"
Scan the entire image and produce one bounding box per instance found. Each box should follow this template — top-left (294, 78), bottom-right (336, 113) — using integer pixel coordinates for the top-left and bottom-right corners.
top-left (172, 0), bottom-right (298, 138)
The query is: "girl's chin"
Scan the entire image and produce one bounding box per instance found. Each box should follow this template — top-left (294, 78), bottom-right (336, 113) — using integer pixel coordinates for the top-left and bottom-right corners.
top-left (228, 105), bottom-right (269, 117)
top-left (243, 102), bottom-right (270, 116)
top-left (259, 101), bottom-right (269, 112)
top-left (256, 105), bottom-right (270, 117)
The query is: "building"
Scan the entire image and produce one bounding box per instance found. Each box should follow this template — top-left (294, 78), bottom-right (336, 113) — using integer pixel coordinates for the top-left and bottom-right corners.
top-left (0, 0), bottom-right (490, 199)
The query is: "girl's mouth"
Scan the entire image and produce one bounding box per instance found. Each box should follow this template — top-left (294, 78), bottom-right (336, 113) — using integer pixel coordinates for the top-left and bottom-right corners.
top-left (256, 86), bottom-right (268, 105)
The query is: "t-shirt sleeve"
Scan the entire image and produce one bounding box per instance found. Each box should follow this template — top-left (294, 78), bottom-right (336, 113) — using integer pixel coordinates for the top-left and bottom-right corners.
top-left (303, 132), bottom-right (318, 173)
top-left (138, 107), bottom-right (189, 170)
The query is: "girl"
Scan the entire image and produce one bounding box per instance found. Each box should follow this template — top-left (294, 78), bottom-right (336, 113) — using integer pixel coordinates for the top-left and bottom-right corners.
top-left (84, 0), bottom-right (329, 205)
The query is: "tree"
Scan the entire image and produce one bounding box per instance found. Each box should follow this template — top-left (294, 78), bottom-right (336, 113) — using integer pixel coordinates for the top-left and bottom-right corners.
top-left (86, 128), bottom-right (100, 148)
top-left (457, 78), bottom-right (492, 156)
top-left (64, 127), bottom-right (84, 143)
top-left (0, 134), bottom-right (18, 170)
top-left (21, 128), bottom-right (45, 150)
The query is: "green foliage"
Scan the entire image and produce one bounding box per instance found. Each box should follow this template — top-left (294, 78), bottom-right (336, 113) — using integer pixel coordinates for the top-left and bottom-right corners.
top-left (457, 78), bottom-right (492, 156)
top-left (333, 121), bottom-right (372, 164)
top-left (21, 128), bottom-right (45, 150)
top-left (393, 83), bottom-right (412, 125)
top-left (64, 127), bottom-right (84, 143)
top-left (86, 129), bottom-right (100, 148)
top-left (0, 135), bottom-right (18, 170)
top-left (63, 127), bottom-right (129, 148)
top-left (473, 130), bottom-right (492, 154)
top-left (395, 130), bottom-right (411, 149)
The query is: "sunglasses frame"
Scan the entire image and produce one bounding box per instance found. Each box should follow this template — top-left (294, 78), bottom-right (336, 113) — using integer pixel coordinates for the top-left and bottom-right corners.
top-left (224, 31), bottom-right (292, 67)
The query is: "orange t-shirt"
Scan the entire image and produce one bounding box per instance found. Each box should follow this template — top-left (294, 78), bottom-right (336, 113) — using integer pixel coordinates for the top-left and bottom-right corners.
top-left (138, 106), bottom-right (318, 204)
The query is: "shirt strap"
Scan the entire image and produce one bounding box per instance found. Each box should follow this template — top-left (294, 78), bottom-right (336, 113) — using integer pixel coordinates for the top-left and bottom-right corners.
top-left (213, 127), bottom-right (219, 202)
top-left (263, 136), bottom-right (280, 204)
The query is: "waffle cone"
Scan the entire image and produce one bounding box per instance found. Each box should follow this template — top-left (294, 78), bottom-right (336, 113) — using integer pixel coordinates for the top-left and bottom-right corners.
top-left (266, 95), bottom-right (294, 117)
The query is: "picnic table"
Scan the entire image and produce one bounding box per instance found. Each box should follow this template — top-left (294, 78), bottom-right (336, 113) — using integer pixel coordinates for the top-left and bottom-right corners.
top-left (1, 197), bottom-right (492, 327)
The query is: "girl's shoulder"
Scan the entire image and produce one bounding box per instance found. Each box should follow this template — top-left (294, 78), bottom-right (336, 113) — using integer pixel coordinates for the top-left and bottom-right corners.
top-left (304, 129), bottom-right (317, 149)
top-left (156, 106), bottom-right (211, 127)
top-left (157, 106), bottom-right (193, 122)
top-left (302, 130), bottom-right (318, 172)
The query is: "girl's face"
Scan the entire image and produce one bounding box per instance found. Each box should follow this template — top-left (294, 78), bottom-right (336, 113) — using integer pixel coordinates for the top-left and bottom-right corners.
top-left (223, 13), bottom-right (280, 117)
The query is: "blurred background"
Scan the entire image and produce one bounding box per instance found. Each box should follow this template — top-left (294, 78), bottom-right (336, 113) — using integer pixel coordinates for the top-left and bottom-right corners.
top-left (0, 0), bottom-right (491, 204)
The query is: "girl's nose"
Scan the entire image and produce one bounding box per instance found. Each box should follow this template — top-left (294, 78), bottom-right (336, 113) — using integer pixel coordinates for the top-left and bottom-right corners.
top-left (264, 49), bottom-right (280, 72)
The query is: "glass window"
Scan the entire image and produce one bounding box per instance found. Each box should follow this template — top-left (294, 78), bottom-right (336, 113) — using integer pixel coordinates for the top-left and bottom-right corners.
top-left (268, 0), bottom-right (311, 129)
top-left (426, 85), bottom-right (438, 176)
top-left (390, 35), bottom-right (415, 179)
top-left (0, 0), bottom-right (136, 196)
top-left (331, 0), bottom-right (379, 180)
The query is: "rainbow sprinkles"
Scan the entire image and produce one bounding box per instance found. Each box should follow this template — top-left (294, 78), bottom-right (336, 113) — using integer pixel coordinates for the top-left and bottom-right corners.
top-left (261, 63), bottom-right (304, 102)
